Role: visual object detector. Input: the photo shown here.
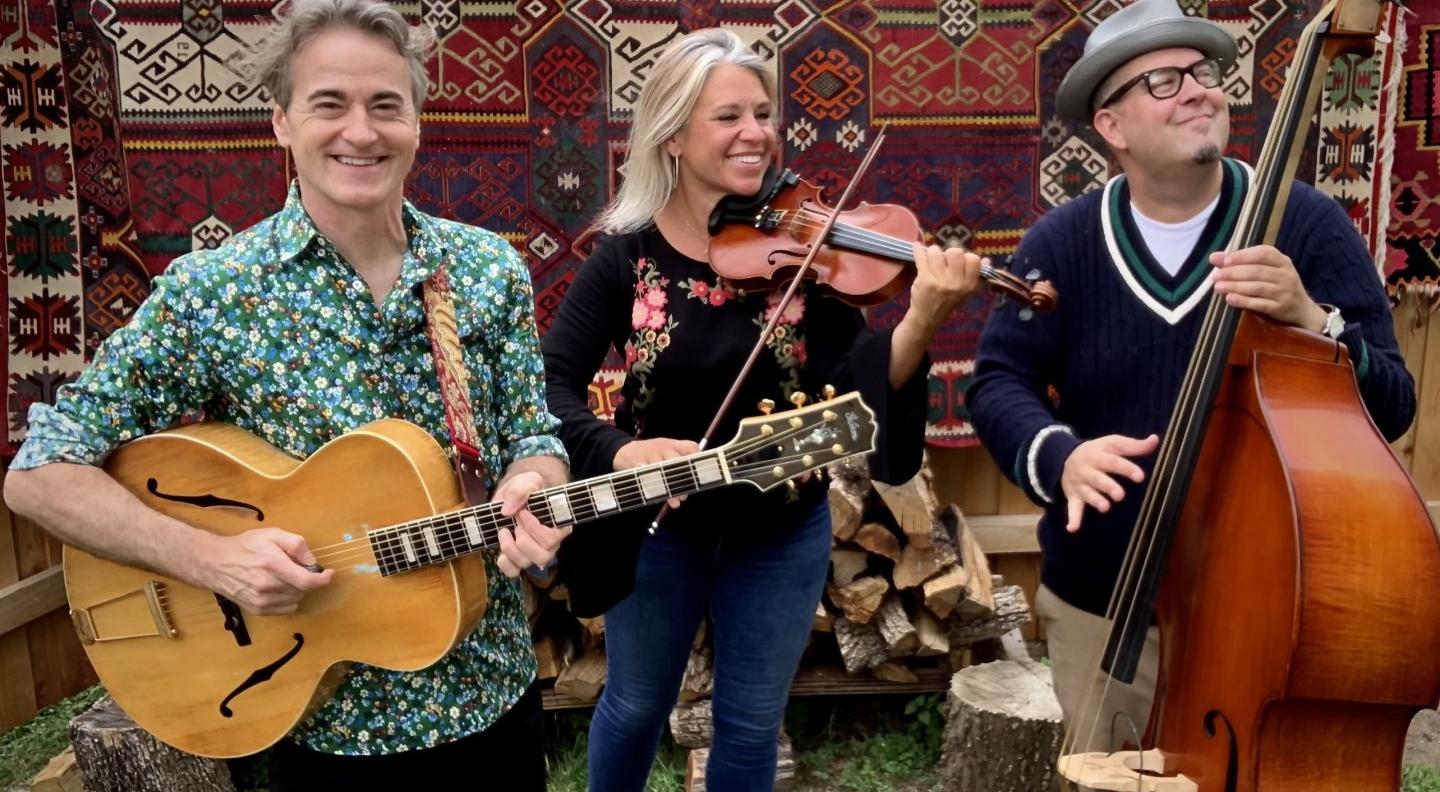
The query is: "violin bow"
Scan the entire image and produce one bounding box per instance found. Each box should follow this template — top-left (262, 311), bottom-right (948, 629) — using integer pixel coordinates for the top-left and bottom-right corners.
top-left (647, 124), bottom-right (891, 533)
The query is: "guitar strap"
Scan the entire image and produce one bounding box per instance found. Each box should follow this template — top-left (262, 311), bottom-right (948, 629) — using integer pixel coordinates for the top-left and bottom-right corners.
top-left (420, 265), bottom-right (491, 507)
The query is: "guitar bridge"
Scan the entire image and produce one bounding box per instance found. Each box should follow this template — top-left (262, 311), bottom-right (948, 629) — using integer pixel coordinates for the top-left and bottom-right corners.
top-left (71, 581), bottom-right (176, 645)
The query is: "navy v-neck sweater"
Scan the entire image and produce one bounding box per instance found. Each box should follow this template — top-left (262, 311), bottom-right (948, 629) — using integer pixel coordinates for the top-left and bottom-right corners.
top-left (966, 161), bottom-right (1416, 616)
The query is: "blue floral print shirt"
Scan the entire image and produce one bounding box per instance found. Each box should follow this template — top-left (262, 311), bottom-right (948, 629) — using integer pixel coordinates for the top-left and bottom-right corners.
top-left (13, 183), bottom-right (567, 754)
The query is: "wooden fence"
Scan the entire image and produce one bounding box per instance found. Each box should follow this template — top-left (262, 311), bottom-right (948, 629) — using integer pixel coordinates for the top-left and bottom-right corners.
top-left (1, 295), bottom-right (1437, 734)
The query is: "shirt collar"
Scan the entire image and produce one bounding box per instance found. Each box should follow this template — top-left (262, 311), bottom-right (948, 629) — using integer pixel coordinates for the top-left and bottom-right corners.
top-left (270, 180), bottom-right (447, 286)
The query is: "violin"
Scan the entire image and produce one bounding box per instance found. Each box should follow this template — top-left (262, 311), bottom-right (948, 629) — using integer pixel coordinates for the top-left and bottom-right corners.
top-left (706, 168), bottom-right (1058, 312)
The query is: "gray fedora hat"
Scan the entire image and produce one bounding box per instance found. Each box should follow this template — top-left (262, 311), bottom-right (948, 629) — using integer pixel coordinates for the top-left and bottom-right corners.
top-left (1057, 0), bottom-right (1237, 122)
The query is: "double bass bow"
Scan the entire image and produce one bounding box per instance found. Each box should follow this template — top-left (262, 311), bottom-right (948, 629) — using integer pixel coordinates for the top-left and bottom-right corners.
top-left (1060, 2), bottom-right (1440, 790)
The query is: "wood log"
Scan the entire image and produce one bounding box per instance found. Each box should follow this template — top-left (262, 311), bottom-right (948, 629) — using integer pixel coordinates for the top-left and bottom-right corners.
top-left (29, 747), bottom-right (83, 792)
top-left (813, 601), bottom-right (835, 633)
top-left (577, 615), bottom-right (606, 651)
top-left (534, 633), bottom-right (572, 681)
top-left (894, 544), bottom-right (949, 590)
top-left (938, 659), bottom-right (1062, 792)
top-left (685, 733), bottom-right (794, 791)
top-left (830, 548), bottom-right (870, 586)
top-left (872, 468), bottom-right (940, 549)
top-left (834, 616), bottom-right (890, 674)
top-left (954, 509), bottom-right (996, 618)
top-left (670, 699), bottom-right (713, 748)
top-left (828, 477), bottom-right (867, 542)
top-left (555, 649), bottom-right (607, 702)
top-left (913, 608), bottom-right (950, 657)
top-left (874, 595), bottom-right (918, 655)
top-left (679, 645), bottom-right (714, 703)
top-left (950, 585), bottom-right (1031, 647)
top-left (871, 660), bottom-right (919, 684)
top-left (853, 522), bottom-right (902, 562)
top-left (830, 575), bottom-right (889, 624)
top-left (922, 565), bottom-right (969, 619)
top-left (69, 696), bottom-right (236, 792)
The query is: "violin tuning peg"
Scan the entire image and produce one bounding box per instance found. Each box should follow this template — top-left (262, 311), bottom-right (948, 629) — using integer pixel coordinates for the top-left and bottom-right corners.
top-left (758, 398), bottom-right (776, 416)
top-left (790, 392), bottom-right (808, 408)
top-left (822, 384), bottom-right (836, 401)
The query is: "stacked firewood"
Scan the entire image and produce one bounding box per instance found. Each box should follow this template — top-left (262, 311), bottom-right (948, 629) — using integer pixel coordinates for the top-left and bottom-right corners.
top-left (529, 455), bottom-right (1031, 703)
top-left (816, 455), bottom-right (1030, 679)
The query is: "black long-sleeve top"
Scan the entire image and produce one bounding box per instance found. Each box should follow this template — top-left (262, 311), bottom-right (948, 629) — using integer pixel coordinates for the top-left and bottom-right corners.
top-left (543, 226), bottom-right (929, 615)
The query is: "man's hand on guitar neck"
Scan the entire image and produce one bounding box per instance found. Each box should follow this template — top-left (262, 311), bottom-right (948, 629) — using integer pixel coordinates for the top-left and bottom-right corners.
top-left (491, 455), bottom-right (571, 579)
top-left (198, 528), bottom-right (334, 615)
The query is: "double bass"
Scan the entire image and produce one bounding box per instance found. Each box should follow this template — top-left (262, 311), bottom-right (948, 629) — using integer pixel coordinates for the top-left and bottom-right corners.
top-left (1059, 1), bottom-right (1440, 790)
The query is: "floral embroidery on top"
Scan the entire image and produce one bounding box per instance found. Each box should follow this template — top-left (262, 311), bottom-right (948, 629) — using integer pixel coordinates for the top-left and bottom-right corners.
top-left (624, 257), bottom-right (676, 416)
top-left (676, 274), bottom-right (808, 398)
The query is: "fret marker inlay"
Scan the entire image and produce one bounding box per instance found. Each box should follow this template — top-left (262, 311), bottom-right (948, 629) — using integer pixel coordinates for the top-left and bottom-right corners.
top-left (548, 493), bottom-right (573, 524)
top-left (639, 470), bottom-right (668, 500)
top-left (422, 526), bottom-right (441, 557)
top-left (399, 532), bottom-right (418, 564)
top-left (462, 515), bottom-right (482, 545)
top-left (695, 458), bottom-right (723, 485)
top-left (591, 482), bottom-right (618, 512)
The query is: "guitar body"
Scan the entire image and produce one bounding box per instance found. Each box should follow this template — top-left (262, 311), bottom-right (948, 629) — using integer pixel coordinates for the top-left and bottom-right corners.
top-left (65, 419), bottom-right (489, 757)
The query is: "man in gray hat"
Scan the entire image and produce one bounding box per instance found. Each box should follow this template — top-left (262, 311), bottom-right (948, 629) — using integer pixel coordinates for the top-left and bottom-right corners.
top-left (966, 0), bottom-right (1415, 750)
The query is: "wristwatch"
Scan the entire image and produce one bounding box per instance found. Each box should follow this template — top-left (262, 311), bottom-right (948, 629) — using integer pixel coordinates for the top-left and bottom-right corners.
top-left (1318, 303), bottom-right (1345, 339)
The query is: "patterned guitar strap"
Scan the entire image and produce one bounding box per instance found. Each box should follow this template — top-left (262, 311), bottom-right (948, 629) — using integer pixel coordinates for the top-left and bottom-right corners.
top-left (420, 264), bottom-right (492, 508)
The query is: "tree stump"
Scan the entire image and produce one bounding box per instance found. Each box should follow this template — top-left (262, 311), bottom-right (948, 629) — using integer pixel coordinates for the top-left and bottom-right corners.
top-left (938, 659), bottom-right (1063, 792)
top-left (69, 695), bottom-right (236, 792)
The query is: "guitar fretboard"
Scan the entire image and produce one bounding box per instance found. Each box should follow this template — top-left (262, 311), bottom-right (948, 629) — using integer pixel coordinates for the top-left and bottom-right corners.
top-left (369, 450), bottom-right (729, 576)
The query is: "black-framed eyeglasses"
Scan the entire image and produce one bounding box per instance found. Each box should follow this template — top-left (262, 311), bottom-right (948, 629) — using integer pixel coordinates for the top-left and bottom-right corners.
top-left (1099, 58), bottom-right (1223, 110)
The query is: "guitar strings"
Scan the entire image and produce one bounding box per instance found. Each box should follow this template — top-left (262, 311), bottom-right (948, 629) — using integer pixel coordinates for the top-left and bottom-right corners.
top-left (151, 421), bottom-right (860, 622)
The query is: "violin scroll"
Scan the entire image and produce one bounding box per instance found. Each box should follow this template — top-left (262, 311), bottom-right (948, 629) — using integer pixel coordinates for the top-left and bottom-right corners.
top-left (980, 264), bottom-right (1058, 313)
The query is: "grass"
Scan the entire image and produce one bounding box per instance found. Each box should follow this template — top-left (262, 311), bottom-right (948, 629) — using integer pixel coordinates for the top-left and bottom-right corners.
top-left (1407, 765), bottom-right (1440, 792)
top-left (0, 684), bottom-right (104, 790)
top-left (542, 695), bottom-right (944, 792)
top-left (6, 687), bottom-right (1440, 792)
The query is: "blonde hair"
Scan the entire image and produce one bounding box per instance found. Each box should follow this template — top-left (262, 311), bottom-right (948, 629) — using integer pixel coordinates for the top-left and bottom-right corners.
top-left (595, 28), bottom-right (775, 234)
top-left (230, 0), bottom-right (436, 110)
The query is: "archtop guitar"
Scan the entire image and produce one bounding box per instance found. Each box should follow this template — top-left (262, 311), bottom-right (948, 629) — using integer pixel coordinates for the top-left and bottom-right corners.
top-left (62, 391), bottom-right (876, 757)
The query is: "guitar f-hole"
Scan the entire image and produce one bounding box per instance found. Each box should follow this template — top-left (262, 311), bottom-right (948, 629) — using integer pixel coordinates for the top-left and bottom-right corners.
top-left (147, 478), bottom-right (265, 521)
top-left (219, 633), bottom-right (306, 718)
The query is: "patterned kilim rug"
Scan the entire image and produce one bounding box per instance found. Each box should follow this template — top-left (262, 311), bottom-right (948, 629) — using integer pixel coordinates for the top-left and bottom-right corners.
top-left (1387, 2), bottom-right (1440, 308)
top-left (0, 0), bottom-right (1410, 459)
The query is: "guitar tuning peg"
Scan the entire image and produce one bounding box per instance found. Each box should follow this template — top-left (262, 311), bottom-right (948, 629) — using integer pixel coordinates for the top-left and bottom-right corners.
top-left (757, 398), bottom-right (775, 415)
top-left (786, 480), bottom-right (798, 494)
top-left (790, 392), bottom-right (808, 408)
top-left (822, 384), bottom-right (836, 401)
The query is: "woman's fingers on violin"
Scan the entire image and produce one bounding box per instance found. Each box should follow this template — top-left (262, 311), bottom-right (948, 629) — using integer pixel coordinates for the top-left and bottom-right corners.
top-left (941, 246), bottom-right (984, 295)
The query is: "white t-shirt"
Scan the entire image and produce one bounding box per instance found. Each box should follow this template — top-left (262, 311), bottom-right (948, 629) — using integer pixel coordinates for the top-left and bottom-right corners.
top-left (1131, 193), bottom-right (1221, 276)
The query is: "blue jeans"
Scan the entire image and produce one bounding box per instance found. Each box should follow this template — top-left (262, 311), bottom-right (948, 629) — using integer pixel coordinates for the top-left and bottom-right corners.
top-left (587, 501), bottom-right (833, 792)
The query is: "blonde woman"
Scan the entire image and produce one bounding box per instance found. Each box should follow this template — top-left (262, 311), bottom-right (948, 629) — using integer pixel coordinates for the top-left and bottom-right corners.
top-left (542, 28), bottom-right (981, 790)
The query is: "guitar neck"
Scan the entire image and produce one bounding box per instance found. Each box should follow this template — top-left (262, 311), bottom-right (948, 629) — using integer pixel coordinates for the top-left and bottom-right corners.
top-left (368, 449), bottom-right (732, 576)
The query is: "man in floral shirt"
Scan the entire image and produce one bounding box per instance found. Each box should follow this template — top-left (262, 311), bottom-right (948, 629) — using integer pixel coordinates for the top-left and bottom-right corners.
top-left (3, 0), bottom-right (568, 787)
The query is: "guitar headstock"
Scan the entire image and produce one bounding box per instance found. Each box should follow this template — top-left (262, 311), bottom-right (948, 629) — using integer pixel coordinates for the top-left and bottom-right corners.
top-left (720, 390), bottom-right (877, 491)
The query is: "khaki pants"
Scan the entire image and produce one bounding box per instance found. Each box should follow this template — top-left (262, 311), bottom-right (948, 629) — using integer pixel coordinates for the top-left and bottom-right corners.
top-left (1036, 584), bottom-right (1161, 754)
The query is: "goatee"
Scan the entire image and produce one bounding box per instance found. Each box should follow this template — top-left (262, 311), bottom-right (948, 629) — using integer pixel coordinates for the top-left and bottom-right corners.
top-left (1193, 144), bottom-right (1221, 165)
